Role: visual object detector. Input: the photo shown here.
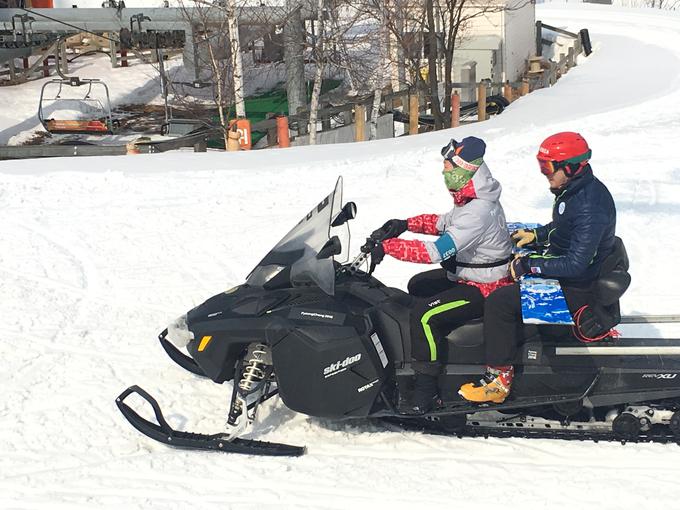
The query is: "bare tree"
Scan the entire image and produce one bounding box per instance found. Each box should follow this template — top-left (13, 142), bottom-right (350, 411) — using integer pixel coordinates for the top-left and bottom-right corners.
top-left (354, 0), bottom-right (521, 129)
top-left (432, 0), bottom-right (513, 128)
top-left (308, 0), bottom-right (326, 144)
top-left (226, 0), bottom-right (246, 117)
top-left (153, 0), bottom-right (287, 147)
top-left (305, 1), bottom-right (379, 142)
top-left (369, 2), bottom-right (388, 139)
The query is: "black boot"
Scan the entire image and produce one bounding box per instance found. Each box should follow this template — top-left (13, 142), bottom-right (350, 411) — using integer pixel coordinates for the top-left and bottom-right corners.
top-left (400, 361), bottom-right (441, 415)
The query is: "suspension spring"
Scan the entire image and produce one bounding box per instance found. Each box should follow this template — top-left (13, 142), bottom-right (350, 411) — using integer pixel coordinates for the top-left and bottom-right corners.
top-left (238, 343), bottom-right (270, 392)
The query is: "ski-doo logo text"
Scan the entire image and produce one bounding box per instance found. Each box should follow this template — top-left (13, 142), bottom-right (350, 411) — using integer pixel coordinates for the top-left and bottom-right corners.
top-left (642, 373), bottom-right (678, 379)
top-left (323, 354), bottom-right (362, 378)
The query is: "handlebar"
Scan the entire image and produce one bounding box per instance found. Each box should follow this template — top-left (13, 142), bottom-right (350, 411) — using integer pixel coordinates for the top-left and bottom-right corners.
top-left (338, 233), bottom-right (385, 278)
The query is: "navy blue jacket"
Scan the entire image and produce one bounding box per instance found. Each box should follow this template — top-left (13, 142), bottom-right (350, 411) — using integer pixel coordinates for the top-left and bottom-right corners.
top-left (529, 166), bottom-right (616, 284)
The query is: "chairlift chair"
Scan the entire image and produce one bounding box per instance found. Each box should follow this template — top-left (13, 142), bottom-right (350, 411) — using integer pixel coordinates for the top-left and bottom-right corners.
top-left (38, 77), bottom-right (118, 135)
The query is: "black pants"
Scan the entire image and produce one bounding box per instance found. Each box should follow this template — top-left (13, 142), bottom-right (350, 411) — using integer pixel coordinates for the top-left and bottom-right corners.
top-left (408, 270), bottom-right (485, 362)
top-left (483, 282), bottom-right (593, 365)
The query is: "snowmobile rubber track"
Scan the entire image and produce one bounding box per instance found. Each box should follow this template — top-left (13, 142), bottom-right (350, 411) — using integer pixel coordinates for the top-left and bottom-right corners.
top-left (116, 385), bottom-right (305, 456)
top-left (383, 417), bottom-right (680, 446)
top-left (456, 425), bottom-right (680, 445)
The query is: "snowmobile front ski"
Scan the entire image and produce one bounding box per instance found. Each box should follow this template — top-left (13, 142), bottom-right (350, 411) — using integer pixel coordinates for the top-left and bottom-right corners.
top-left (116, 385), bottom-right (305, 456)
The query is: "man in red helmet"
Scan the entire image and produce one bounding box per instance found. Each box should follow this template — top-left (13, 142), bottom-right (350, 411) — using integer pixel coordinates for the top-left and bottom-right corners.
top-left (459, 132), bottom-right (617, 404)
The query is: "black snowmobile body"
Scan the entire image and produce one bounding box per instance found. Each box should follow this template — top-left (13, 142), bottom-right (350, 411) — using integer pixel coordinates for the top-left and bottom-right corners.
top-left (118, 178), bottom-right (680, 455)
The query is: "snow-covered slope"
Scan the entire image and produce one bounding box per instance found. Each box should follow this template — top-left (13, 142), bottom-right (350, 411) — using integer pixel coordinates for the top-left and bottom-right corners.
top-left (2, 3), bottom-right (680, 509)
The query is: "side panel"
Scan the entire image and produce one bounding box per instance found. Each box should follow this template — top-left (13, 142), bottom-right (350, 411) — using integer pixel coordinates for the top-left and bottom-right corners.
top-left (270, 324), bottom-right (386, 419)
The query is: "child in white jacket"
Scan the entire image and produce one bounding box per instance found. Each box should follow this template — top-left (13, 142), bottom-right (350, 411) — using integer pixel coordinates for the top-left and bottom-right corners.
top-left (366, 136), bottom-right (513, 414)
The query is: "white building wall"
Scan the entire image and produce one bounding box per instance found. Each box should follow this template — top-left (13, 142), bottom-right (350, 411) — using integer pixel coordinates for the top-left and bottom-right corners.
top-left (461, 10), bottom-right (504, 38)
top-left (503, 0), bottom-right (536, 81)
top-left (455, 0), bottom-right (535, 82)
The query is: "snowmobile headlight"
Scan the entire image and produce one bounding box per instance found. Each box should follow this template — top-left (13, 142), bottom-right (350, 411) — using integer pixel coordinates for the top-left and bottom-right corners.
top-left (247, 264), bottom-right (286, 286)
top-left (166, 314), bottom-right (194, 348)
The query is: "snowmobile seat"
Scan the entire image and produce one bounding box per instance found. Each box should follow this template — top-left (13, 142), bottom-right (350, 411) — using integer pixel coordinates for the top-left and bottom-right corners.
top-left (593, 236), bottom-right (630, 306)
top-left (443, 319), bottom-right (542, 364)
top-left (443, 319), bottom-right (484, 363)
top-left (445, 319), bottom-right (541, 348)
top-left (446, 317), bottom-right (539, 348)
top-left (445, 318), bottom-right (484, 347)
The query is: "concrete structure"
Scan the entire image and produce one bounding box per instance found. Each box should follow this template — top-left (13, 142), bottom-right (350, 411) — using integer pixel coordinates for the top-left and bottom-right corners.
top-left (453, 0), bottom-right (536, 82)
top-left (290, 114), bottom-right (394, 146)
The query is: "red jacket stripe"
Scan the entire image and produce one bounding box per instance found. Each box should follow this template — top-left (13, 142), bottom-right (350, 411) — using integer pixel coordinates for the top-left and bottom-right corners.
top-left (407, 214), bottom-right (440, 235)
top-left (382, 238), bottom-right (432, 263)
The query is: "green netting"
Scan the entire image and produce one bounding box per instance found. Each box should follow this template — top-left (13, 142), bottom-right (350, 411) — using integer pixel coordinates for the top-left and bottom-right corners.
top-left (208, 79), bottom-right (342, 148)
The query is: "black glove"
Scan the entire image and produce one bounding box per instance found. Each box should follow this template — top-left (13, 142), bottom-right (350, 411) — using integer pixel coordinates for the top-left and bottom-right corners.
top-left (370, 242), bottom-right (385, 265)
top-left (510, 256), bottom-right (530, 280)
top-left (361, 238), bottom-right (385, 265)
top-left (371, 219), bottom-right (408, 241)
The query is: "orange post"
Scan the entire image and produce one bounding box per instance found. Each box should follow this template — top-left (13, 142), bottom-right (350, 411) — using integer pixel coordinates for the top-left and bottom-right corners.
top-left (408, 94), bottom-right (419, 135)
top-left (477, 82), bottom-right (487, 122)
top-left (276, 116), bottom-right (290, 148)
top-left (126, 142), bottom-right (141, 155)
top-left (520, 79), bottom-right (530, 96)
top-left (227, 130), bottom-right (240, 151)
top-left (126, 136), bottom-right (150, 155)
top-left (450, 91), bottom-right (460, 128)
top-left (228, 118), bottom-right (252, 150)
top-left (236, 118), bottom-right (251, 150)
top-left (355, 104), bottom-right (366, 142)
top-left (503, 81), bottom-right (513, 103)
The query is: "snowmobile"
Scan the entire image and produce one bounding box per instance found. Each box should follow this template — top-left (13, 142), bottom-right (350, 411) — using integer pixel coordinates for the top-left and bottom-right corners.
top-left (117, 177), bottom-right (680, 456)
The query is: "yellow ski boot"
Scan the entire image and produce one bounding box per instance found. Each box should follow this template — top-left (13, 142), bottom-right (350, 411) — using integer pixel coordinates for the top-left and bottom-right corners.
top-left (458, 366), bottom-right (514, 404)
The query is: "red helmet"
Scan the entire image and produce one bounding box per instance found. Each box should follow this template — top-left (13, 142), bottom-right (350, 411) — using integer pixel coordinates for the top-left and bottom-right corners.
top-left (537, 132), bottom-right (592, 177)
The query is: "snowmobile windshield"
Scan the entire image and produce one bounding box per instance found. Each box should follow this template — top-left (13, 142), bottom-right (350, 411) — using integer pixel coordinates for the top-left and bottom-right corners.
top-left (246, 177), bottom-right (350, 295)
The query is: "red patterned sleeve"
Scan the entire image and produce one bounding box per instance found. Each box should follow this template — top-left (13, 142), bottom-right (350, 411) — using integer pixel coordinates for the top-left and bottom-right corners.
top-left (382, 238), bottom-right (432, 264)
top-left (407, 214), bottom-right (440, 235)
